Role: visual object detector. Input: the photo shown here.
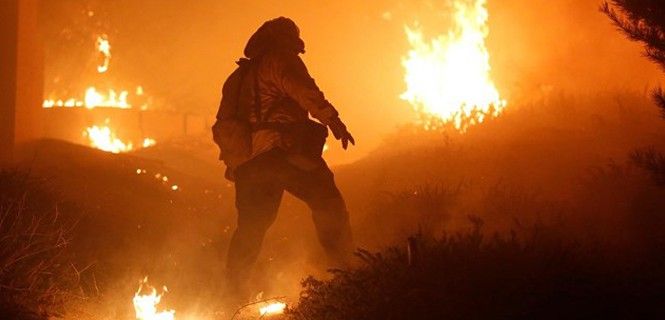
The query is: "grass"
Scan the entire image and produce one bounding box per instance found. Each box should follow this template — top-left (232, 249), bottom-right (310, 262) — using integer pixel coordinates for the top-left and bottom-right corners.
top-left (0, 170), bottom-right (81, 319)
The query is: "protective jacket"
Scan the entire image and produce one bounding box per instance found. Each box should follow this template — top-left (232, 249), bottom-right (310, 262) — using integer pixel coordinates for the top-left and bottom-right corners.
top-left (216, 19), bottom-right (339, 162)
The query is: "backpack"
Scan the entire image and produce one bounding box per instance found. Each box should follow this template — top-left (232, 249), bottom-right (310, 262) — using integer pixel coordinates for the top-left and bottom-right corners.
top-left (212, 58), bottom-right (256, 174)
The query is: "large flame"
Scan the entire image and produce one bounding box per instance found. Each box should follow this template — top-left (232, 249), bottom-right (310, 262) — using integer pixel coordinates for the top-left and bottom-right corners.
top-left (133, 277), bottom-right (175, 320)
top-left (401, 0), bottom-right (506, 132)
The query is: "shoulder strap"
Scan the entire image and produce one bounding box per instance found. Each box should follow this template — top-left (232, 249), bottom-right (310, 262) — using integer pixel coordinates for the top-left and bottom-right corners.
top-left (253, 59), bottom-right (263, 125)
top-left (234, 59), bottom-right (251, 116)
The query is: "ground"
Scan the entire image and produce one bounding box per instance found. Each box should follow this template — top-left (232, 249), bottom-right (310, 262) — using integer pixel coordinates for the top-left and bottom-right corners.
top-left (2, 91), bottom-right (665, 319)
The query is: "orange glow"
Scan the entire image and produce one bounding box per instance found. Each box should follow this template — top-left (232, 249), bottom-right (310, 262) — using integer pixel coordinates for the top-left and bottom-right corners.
top-left (401, 0), bottom-right (506, 132)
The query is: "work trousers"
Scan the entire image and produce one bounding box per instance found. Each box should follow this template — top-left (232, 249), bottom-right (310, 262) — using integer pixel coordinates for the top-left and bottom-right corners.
top-left (225, 148), bottom-right (353, 288)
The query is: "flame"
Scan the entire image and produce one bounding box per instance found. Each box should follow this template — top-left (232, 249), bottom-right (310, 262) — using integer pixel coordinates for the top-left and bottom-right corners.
top-left (259, 302), bottom-right (287, 317)
top-left (84, 119), bottom-right (156, 153)
top-left (84, 87), bottom-right (131, 109)
top-left (143, 138), bottom-right (157, 148)
top-left (133, 278), bottom-right (175, 320)
top-left (43, 34), bottom-right (143, 109)
top-left (43, 86), bottom-right (132, 109)
top-left (96, 35), bottom-right (111, 73)
top-left (401, 0), bottom-right (506, 132)
top-left (85, 125), bottom-right (133, 154)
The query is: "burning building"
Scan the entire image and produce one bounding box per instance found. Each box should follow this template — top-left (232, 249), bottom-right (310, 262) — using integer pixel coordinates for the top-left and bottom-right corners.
top-left (1, 0), bottom-right (210, 160)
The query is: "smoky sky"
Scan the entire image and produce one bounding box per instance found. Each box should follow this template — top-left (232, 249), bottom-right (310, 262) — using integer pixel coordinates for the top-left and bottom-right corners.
top-left (39, 0), bottom-right (662, 163)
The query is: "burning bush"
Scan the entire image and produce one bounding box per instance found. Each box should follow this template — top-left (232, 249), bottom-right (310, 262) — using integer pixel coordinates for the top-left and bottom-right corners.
top-left (0, 171), bottom-right (80, 319)
top-left (289, 220), bottom-right (663, 319)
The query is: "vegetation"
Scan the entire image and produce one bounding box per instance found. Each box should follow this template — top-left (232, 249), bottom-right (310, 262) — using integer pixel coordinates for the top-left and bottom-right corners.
top-left (603, 0), bottom-right (665, 117)
top-left (289, 224), bottom-right (662, 319)
top-left (291, 90), bottom-right (665, 318)
top-left (0, 171), bottom-right (80, 319)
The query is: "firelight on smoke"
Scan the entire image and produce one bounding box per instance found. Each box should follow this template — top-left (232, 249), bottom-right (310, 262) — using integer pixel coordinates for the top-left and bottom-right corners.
top-left (401, 0), bottom-right (506, 132)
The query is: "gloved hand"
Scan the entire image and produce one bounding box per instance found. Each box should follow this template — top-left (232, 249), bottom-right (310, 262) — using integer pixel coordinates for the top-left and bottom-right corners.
top-left (329, 117), bottom-right (355, 150)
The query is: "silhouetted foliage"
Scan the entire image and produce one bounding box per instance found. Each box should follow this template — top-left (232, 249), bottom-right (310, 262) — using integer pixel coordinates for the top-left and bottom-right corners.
top-left (602, 1), bottom-right (665, 118)
top-left (288, 220), bottom-right (663, 320)
top-left (631, 147), bottom-right (665, 186)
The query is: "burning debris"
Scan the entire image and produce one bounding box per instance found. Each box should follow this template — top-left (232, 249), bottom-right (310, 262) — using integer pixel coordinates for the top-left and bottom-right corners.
top-left (401, 0), bottom-right (506, 132)
top-left (135, 169), bottom-right (181, 192)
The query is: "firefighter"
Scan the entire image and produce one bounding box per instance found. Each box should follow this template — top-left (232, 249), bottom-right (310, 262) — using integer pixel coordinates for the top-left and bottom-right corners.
top-left (214, 17), bottom-right (355, 301)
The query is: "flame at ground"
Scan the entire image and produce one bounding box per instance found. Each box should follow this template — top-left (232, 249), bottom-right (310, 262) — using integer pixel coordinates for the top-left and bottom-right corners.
top-left (401, 0), bottom-right (506, 132)
top-left (259, 302), bottom-right (287, 317)
top-left (133, 278), bottom-right (175, 320)
top-left (84, 121), bottom-right (156, 154)
top-left (85, 125), bottom-right (133, 154)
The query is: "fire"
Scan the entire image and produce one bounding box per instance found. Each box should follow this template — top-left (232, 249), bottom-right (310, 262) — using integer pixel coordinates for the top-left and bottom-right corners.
top-left (143, 138), bottom-right (157, 148)
top-left (401, 0), bottom-right (506, 132)
top-left (259, 302), bottom-right (287, 317)
top-left (43, 86), bottom-right (133, 109)
top-left (43, 35), bottom-right (141, 109)
top-left (44, 34), bottom-right (157, 153)
top-left (96, 35), bottom-right (111, 73)
top-left (84, 119), bottom-right (156, 154)
top-left (133, 277), bottom-right (175, 320)
top-left (85, 125), bottom-right (133, 154)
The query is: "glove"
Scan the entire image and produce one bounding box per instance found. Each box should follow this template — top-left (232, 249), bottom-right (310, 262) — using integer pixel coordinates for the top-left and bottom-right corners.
top-left (328, 117), bottom-right (355, 150)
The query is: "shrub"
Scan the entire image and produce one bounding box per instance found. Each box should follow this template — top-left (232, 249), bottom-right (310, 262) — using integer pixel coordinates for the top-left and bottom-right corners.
top-left (288, 220), bottom-right (662, 319)
top-left (631, 147), bottom-right (665, 186)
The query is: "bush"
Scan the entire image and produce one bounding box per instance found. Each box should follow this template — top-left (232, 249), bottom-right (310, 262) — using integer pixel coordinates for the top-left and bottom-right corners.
top-left (288, 220), bottom-right (663, 320)
top-left (361, 184), bottom-right (460, 243)
top-left (631, 147), bottom-right (665, 187)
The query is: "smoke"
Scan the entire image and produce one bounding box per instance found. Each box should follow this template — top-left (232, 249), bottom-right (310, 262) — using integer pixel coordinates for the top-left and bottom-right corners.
top-left (40, 0), bottom-right (663, 165)
top-left (487, 0), bottom-right (662, 103)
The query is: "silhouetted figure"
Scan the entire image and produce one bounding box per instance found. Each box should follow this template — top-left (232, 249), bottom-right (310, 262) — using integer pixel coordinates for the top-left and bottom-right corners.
top-left (212, 17), bottom-right (355, 302)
